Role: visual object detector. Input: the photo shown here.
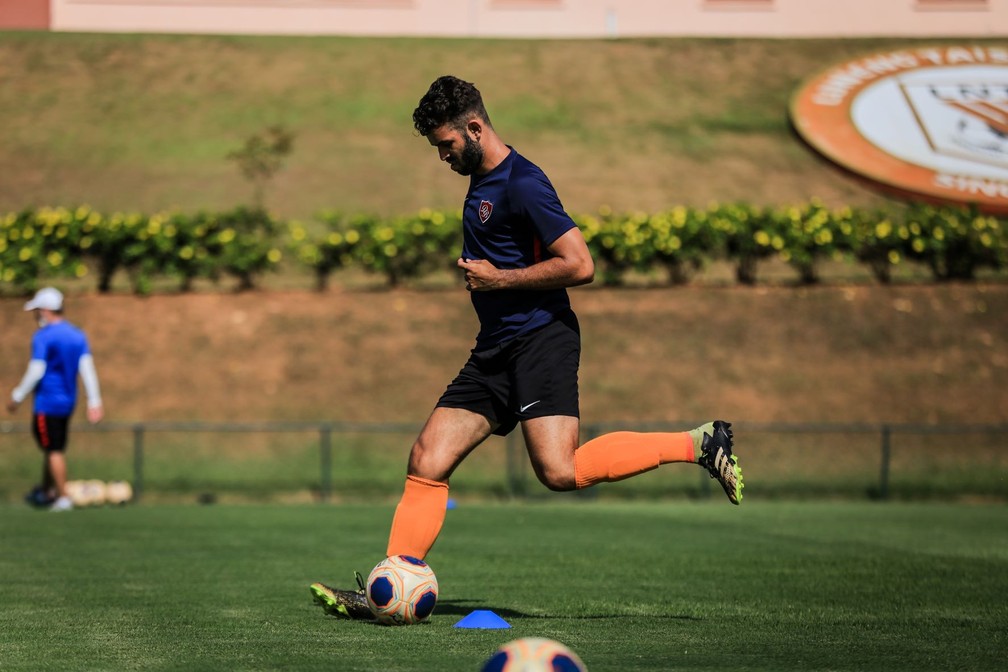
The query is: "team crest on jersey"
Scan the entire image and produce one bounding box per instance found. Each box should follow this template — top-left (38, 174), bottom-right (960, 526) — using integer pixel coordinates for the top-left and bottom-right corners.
top-left (479, 200), bottom-right (493, 224)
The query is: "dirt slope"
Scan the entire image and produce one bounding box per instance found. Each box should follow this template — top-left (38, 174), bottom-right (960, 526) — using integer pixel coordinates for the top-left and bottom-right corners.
top-left (2, 283), bottom-right (1004, 428)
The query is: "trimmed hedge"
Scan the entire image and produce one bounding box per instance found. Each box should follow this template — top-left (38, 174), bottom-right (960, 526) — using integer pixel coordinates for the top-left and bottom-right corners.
top-left (1, 201), bottom-right (1004, 295)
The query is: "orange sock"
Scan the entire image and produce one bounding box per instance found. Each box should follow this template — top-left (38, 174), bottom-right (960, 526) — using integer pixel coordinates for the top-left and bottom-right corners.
top-left (386, 475), bottom-right (450, 560)
top-left (573, 431), bottom-right (696, 489)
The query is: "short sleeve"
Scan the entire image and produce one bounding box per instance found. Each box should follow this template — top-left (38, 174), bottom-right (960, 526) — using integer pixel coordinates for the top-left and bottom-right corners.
top-left (509, 167), bottom-right (576, 247)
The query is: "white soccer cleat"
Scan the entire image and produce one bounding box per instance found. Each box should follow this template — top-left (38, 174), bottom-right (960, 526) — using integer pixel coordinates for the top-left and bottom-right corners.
top-left (49, 496), bottom-right (74, 512)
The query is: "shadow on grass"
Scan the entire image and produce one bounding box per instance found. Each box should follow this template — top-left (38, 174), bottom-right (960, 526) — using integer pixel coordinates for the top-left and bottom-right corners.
top-left (433, 599), bottom-right (701, 621)
top-left (433, 599), bottom-right (531, 619)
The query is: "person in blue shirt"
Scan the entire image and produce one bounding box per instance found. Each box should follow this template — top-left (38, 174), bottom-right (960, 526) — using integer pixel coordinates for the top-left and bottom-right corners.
top-left (7, 287), bottom-right (104, 512)
top-left (311, 76), bottom-right (743, 619)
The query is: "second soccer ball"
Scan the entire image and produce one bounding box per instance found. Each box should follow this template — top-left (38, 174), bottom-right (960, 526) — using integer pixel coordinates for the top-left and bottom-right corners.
top-left (481, 637), bottom-right (588, 671)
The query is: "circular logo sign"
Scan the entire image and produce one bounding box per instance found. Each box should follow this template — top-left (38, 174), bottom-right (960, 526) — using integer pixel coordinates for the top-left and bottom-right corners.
top-left (790, 45), bottom-right (1008, 214)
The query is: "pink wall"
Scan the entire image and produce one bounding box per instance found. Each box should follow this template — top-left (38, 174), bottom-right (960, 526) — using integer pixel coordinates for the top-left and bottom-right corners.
top-left (44, 0), bottom-right (1008, 38)
top-left (0, 0), bottom-right (50, 29)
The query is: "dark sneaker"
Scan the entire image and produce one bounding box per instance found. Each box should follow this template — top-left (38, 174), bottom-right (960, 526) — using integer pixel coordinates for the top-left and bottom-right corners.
top-left (309, 572), bottom-right (374, 620)
top-left (24, 485), bottom-right (55, 508)
top-left (698, 420), bottom-right (744, 505)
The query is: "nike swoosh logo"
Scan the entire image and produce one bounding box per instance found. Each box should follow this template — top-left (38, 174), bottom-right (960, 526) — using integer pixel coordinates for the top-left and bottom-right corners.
top-left (519, 400), bottom-right (541, 413)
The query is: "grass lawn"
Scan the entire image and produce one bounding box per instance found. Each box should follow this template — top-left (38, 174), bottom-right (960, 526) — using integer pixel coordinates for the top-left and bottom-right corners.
top-left (7, 33), bottom-right (1001, 219)
top-left (1, 501), bottom-right (1004, 671)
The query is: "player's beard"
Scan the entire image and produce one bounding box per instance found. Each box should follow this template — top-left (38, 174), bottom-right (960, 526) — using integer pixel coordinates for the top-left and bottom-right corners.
top-left (453, 133), bottom-right (484, 176)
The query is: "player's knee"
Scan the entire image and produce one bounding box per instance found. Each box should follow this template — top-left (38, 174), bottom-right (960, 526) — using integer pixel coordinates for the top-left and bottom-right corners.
top-left (406, 438), bottom-right (452, 482)
top-left (407, 439), bottom-right (432, 475)
top-left (534, 466), bottom-right (576, 492)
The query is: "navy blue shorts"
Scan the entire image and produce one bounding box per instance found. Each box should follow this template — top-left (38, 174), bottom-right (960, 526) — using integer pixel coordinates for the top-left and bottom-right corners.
top-left (437, 311), bottom-right (581, 437)
top-left (32, 413), bottom-right (70, 453)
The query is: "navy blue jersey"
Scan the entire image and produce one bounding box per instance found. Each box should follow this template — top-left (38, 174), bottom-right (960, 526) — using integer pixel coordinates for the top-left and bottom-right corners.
top-left (463, 148), bottom-right (577, 349)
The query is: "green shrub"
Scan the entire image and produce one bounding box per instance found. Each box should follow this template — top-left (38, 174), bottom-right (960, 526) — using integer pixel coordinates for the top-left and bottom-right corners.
top-left (288, 212), bottom-right (365, 291)
top-left (647, 206), bottom-right (719, 285)
top-left (773, 200), bottom-right (847, 285)
top-left (903, 204), bottom-right (1006, 281)
top-left (203, 207), bottom-right (283, 291)
top-left (578, 206), bottom-right (655, 285)
top-left (1, 201), bottom-right (1004, 295)
top-left (0, 207), bottom-right (92, 293)
top-left (353, 209), bottom-right (461, 286)
top-left (845, 207), bottom-right (902, 283)
top-left (708, 203), bottom-right (781, 285)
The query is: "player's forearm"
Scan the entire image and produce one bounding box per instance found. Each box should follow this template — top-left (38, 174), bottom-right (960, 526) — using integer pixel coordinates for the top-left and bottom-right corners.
top-left (78, 354), bottom-right (103, 408)
top-left (495, 256), bottom-right (594, 290)
top-left (11, 360), bottom-right (46, 403)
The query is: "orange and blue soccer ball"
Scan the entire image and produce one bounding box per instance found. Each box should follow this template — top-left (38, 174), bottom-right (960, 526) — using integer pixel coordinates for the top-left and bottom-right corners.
top-left (481, 637), bottom-right (588, 671)
top-left (365, 555), bottom-right (439, 625)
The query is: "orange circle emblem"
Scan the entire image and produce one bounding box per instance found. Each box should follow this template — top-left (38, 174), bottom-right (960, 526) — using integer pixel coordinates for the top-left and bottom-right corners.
top-left (790, 45), bottom-right (1008, 214)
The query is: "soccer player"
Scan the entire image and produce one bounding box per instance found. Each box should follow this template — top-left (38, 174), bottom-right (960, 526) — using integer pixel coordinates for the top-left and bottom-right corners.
top-left (311, 75), bottom-right (743, 619)
top-left (7, 287), bottom-right (105, 512)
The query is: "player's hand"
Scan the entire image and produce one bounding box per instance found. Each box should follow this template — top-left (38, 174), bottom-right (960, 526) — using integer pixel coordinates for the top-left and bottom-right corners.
top-left (6, 399), bottom-right (19, 414)
top-left (457, 257), bottom-right (502, 291)
top-left (87, 405), bottom-right (104, 424)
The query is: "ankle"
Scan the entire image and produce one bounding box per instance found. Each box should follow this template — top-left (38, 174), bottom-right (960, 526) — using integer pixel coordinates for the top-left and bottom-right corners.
top-left (688, 422), bottom-right (715, 461)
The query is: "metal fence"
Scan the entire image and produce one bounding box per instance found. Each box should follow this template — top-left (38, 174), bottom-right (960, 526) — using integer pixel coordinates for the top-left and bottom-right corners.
top-left (1, 420), bottom-right (1006, 502)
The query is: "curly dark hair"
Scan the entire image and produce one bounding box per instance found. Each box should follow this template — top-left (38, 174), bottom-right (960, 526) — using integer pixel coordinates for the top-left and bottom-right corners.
top-left (412, 75), bottom-right (492, 136)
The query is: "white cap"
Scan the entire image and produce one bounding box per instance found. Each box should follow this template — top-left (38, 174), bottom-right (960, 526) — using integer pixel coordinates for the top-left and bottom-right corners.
top-left (24, 287), bottom-right (64, 312)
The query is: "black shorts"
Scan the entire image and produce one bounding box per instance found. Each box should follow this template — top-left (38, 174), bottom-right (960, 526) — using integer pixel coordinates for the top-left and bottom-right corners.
top-left (437, 310), bottom-right (581, 437)
top-left (32, 413), bottom-right (70, 453)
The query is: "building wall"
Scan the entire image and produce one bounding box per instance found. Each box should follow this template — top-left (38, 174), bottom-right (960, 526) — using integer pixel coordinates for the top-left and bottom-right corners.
top-left (0, 0), bottom-right (50, 29)
top-left (39, 0), bottom-right (1008, 38)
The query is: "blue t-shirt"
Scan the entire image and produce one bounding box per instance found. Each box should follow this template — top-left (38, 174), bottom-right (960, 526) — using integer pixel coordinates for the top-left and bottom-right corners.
top-left (463, 148), bottom-right (577, 349)
top-left (30, 321), bottom-right (91, 416)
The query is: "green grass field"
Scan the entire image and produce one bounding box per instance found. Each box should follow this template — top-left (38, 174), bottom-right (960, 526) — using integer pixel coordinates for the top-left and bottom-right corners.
top-left (1, 501), bottom-right (1004, 671)
top-left (2, 31), bottom-right (1006, 671)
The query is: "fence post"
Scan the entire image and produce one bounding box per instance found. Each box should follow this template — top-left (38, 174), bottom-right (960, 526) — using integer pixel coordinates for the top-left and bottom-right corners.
top-left (879, 424), bottom-right (891, 500)
top-left (506, 432), bottom-right (524, 497)
top-left (319, 424), bottom-right (332, 503)
top-left (132, 424), bottom-right (145, 502)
